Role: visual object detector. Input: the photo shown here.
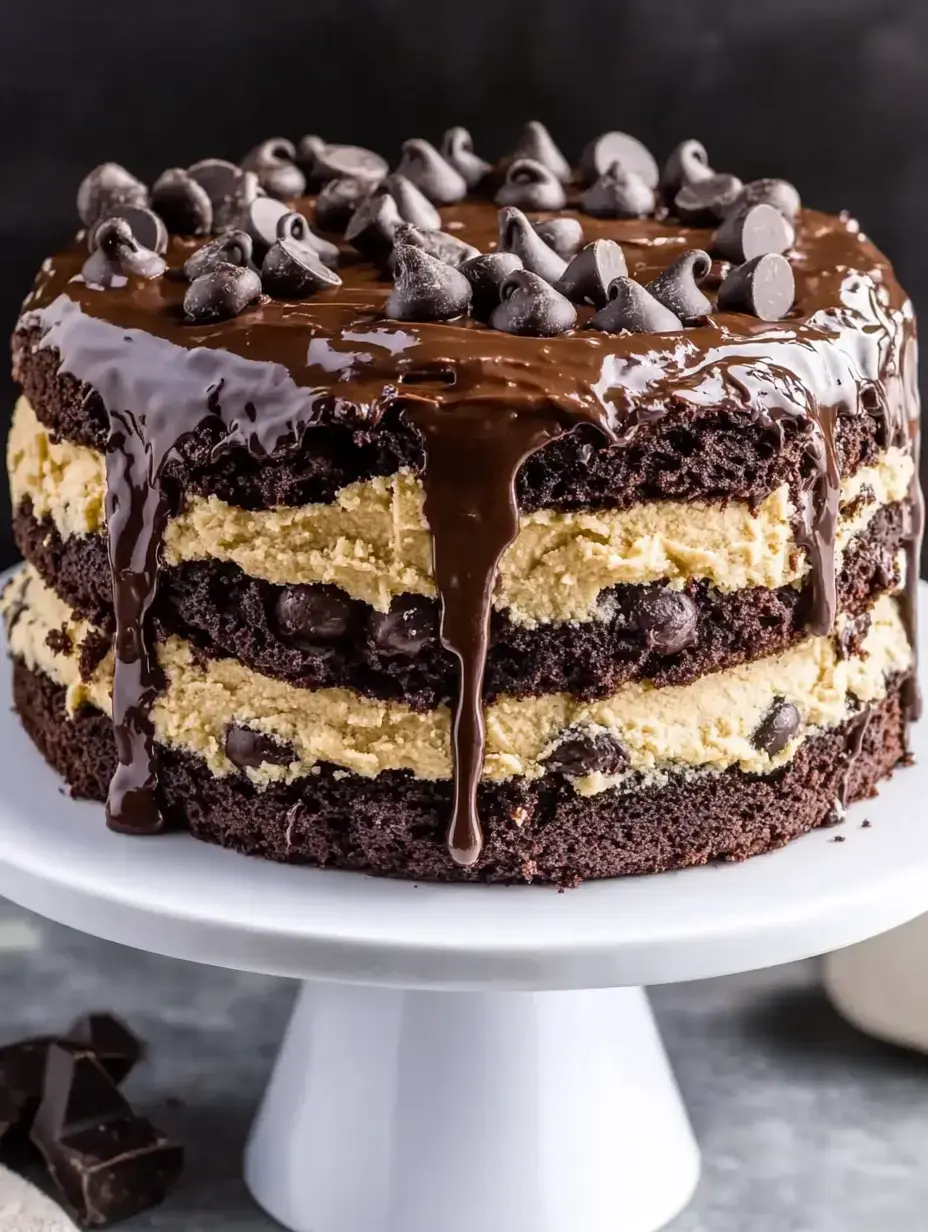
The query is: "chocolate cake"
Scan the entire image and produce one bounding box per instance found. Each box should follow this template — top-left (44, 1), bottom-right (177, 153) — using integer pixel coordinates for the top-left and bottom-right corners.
top-left (4, 124), bottom-right (922, 884)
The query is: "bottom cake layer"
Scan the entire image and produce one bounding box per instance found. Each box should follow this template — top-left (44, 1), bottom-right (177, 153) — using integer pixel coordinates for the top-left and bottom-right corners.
top-left (13, 659), bottom-right (912, 886)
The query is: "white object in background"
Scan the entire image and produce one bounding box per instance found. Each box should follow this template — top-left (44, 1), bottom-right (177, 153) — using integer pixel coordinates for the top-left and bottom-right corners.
top-left (0, 1164), bottom-right (78, 1232)
top-left (825, 913), bottom-right (928, 1053)
top-left (0, 584), bottom-right (927, 1232)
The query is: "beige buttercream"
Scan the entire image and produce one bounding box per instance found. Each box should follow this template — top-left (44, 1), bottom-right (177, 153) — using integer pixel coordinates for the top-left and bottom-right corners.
top-left (9, 396), bottom-right (914, 625)
top-left (3, 566), bottom-right (912, 794)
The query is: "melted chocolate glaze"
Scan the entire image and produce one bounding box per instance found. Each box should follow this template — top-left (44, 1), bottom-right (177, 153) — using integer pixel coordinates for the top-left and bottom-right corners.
top-left (12, 194), bottom-right (921, 865)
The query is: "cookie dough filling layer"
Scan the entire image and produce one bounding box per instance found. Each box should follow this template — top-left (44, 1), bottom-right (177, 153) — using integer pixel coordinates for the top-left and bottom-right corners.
top-left (9, 396), bottom-right (914, 625)
top-left (4, 566), bottom-right (912, 795)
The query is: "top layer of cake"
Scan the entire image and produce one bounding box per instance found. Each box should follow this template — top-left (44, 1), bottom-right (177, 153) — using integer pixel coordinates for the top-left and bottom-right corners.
top-left (10, 123), bottom-right (922, 873)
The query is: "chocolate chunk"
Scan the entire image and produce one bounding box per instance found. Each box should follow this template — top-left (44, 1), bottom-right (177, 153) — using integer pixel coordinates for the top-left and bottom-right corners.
top-left (225, 725), bottom-right (295, 770)
top-left (151, 168), bottom-right (213, 236)
top-left (734, 177), bottom-right (801, 223)
top-left (77, 163), bottom-right (148, 228)
top-left (674, 172), bottom-right (743, 224)
top-left (89, 205), bottom-right (167, 255)
top-left (497, 206), bottom-right (566, 284)
top-left (391, 222), bottom-right (479, 269)
top-left (589, 276), bottom-right (682, 334)
top-left (344, 189), bottom-right (402, 260)
top-left (490, 269), bottom-right (576, 337)
top-left (276, 585), bottom-right (353, 647)
top-left (276, 210), bottom-right (341, 270)
top-left (659, 139), bottom-right (712, 201)
top-left (633, 588), bottom-right (699, 654)
top-left (646, 249), bottom-right (712, 321)
top-left (582, 163), bottom-right (655, 219)
top-left (752, 698), bottom-right (801, 757)
top-left (0, 1037), bottom-right (54, 1141)
top-left (580, 131), bottom-right (659, 189)
top-left (241, 137), bottom-right (306, 199)
top-left (314, 177), bottom-right (368, 233)
top-left (81, 218), bottom-right (166, 285)
top-left (534, 217), bottom-right (584, 261)
top-left (184, 265), bottom-right (263, 324)
top-left (396, 138), bottom-right (467, 205)
top-left (545, 731), bottom-right (628, 777)
top-left (717, 252), bottom-right (795, 320)
top-left (556, 239), bottom-right (627, 308)
top-left (459, 251), bottom-right (523, 319)
top-left (711, 203), bottom-right (794, 264)
top-left (31, 1043), bottom-right (183, 1228)
top-left (440, 126), bottom-right (492, 189)
top-left (66, 1014), bottom-right (144, 1086)
top-left (511, 121), bottom-right (571, 183)
top-left (368, 597), bottom-right (435, 657)
top-left (496, 158), bottom-right (567, 211)
top-left (383, 173), bottom-right (442, 230)
top-left (183, 230), bottom-right (255, 281)
top-left (262, 234), bottom-right (342, 298)
top-left (297, 137), bottom-right (387, 186)
top-left (239, 194), bottom-right (291, 254)
top-left (385, 244), bottom-right (472, 322)
top-left (187, 158), bottom-right (259, 231)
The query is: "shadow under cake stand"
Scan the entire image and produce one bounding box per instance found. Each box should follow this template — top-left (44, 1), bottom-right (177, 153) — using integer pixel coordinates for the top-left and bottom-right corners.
top-left (0, 591), bottom-right (927, 1232)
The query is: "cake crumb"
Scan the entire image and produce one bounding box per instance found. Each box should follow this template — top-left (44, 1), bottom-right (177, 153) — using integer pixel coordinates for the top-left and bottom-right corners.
top-left (830, 835), bottom-right (846, 843)
top-left (861, 819), bottom-right (872, 829)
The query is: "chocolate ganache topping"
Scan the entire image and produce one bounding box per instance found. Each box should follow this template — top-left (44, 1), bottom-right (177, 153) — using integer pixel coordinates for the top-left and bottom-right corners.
top-left (13, 126), bottom-right (921, 864)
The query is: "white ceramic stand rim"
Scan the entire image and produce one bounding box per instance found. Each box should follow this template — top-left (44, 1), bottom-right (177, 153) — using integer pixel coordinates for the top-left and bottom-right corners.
top-left (1, 580), bottom-right (927, 1232)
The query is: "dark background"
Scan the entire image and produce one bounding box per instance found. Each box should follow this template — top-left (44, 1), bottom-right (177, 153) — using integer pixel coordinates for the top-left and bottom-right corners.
top-left (2, 0), bottom-right (926, 565)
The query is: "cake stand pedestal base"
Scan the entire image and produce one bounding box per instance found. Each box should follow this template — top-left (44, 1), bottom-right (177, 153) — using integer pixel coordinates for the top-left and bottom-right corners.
top-left (245, 982), bottom-right (698, 1232)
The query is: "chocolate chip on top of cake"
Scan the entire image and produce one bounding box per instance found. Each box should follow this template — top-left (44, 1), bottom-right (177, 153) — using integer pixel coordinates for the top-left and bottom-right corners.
top-left (4, 123), bottom-right (922, 885)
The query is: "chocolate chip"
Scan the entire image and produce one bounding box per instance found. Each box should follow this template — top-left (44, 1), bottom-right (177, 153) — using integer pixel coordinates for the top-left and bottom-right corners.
top-left (344, 188), bottom-right (402, 259)
top-left (391, 222), bottom-right (479, 269)
top-left (511, 121), bottom-right (571, 183)
top-left (440, 126), bottom-right (492, 189)
top-left (77, 162), bottom-right (148, 228)
top-left (277, 210), bottom-right (340, 269)
top-left (276, 585), bottom-right (353, 647)
top-left (734, 177), bottom-right (801, 223)
top-left (674, 172), bottom-right (743, 224)
top-left (30, 1043), bottom-right (183, 1228)
top-left (262, 236), bottom-right (342, 298)
top-left (459, 251), bottom-right (523, 319)
top-left (183, 230), bottom-right (255, 281)
top-left (81, 218), bottom-right (166, 284)
top-left (717, 252), bottom-right (795, 320)
top-left (497, 206), bottom-right (567, 284)
top-left (187, 158), bottom-right (258, 232)
top-left (659, 139), bottom-right (713, 201)
top-left (385, 243), bottom-right (472, 322)
top-left (633, 588), bottom-right (699, 654)
top-left (89, 205), bottom-right (167, 255)
top-left (396, 138), bottom-right (467, 205)
top-left (490, 269), bottom-right (576, 337)
top-left (555, 239), bottom-right (627, 308)
top-left (0, 1037), bottom-right (55, 1141)
top-left (752, 698), bottom-right (800, 756)
top-left (314, 177), bottom-right (368, 233)
top-left (534, 217), bottom-right (584, 261)
top-left (183, 264), bottom-right (263, 323)
top-left (580, 131), bottom-right (659, 189)
top-left (239, 195), bottom-right (291, 254)
top-left (151, 168), bottom-right (213, 236)
top-left (66, 1014), bottom-right (144, 1086)
top-left (646, 249), bottom-right (712, 321)
top-left (368, 597), bottom-right (435, 657)
top-left (241, 137), bottom-right (306, 199)
top-left (383, 172), bottom-right (442, 230)
top-left (589, 276), bottom-right (683, 334)
top-left (545, 731), bottom-right (628, 777)
top-left (582, 163), bottom-right (655, 219)
top-left (225, 725), bottom-right (295, 769)
top-left (297, 136), bottom-right (388, 186)
top-left (496, 157), bottom-right (567, 211)
top-left (711, 203), bottom-right (794, 264)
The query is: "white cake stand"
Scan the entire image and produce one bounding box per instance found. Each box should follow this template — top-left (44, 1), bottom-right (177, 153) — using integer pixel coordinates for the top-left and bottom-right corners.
top-left (1, 595), bottom-right (927, 1232)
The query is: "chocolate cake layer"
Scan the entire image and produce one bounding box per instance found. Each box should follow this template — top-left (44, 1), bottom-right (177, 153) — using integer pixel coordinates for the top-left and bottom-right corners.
top-left (13, 659), bottom-right (910, 886)
top-left (14, 498), bottom-right (907, 707)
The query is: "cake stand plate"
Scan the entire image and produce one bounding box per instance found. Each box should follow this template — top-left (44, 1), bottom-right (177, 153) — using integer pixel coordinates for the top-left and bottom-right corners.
top-left (0, 591), bottom-right (927, 1232)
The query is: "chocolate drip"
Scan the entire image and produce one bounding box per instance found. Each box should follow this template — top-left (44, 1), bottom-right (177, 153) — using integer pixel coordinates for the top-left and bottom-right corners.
top-left (796, 406), bottom-right (841, 636)
top-left (839, 704), bottom-right (872, 806)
